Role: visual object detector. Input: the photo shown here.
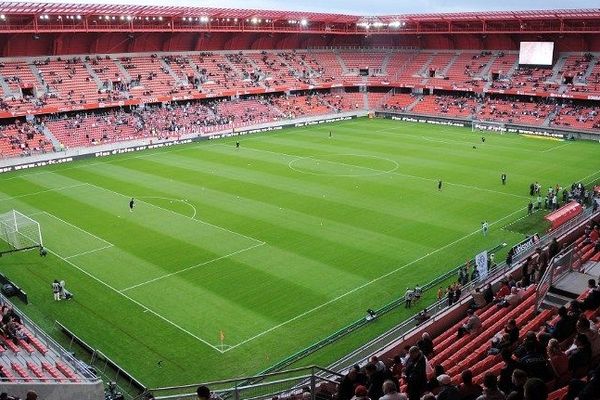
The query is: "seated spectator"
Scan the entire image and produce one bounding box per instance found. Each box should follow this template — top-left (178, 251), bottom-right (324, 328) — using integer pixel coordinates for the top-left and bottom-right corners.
top-left (544, 306), bottom-right (576, 342)
top-left (458, 369), bottom-right (482, 400)
top-left (567, 333), bottom-right (592, 379)
top-left (568, 316), bottom-right (600, 357)
top-left (390, 356), bottom-right (403, 382)
top-left (494, 281), bottom-right (511, 303)
top-left (517, 340), bottom-right (553, 382)
top-left (483, 284), bottom-right (494, 305)
top-left (578, 279), bottom-right (600, 311)
top-left (437, 374), bottom-right (460, 400)
top-left (379, 380), bottom-right (406, 400)
top-left (458, 309), bottom-right (482, 338)
top-left (476, 373), bottom-right (505, 400)
top-left (370, 356), bottom-right (387, 372)
top-left (197, 386), bottom-right (211, 400)
top-left (546, 339), bottom-right (569, 385)
top-left (499, 349), bottom-right (522, 394)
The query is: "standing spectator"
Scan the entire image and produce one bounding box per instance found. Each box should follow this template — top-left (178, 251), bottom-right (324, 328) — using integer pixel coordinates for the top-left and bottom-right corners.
top-left (506, 369), bottom-right (527, 400)
top-left (403, 346), bottom-right (427, 400)
top-left (417, 332), bottom-right (434, 359)
top-left (365, 363), bottom-right (394, 400)
top-left (405, 288), bottom-right (414, 308)
top-left (498, 349), bottom-right (521, 395)
top-left (567, 333), bottom-right (592, 379)
top-left (458, 370), bottom-right (482, 400)
top-left (476, 373), bottom-right (505, 400)
top-left (338, 365), bottom-right (367, 400)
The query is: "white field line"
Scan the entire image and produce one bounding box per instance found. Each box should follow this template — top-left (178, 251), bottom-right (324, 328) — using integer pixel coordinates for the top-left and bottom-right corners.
top-left (120, 242), bottom-right (265, 292)
top-left (223, 205), bottom-right (529, 352)
top-left (43, 245), bottom-right (225, 353)
top-left (238, 145), bottom-right (529, 201)
top-left (85, 183), bottom-right (265, 246)
top-left (0, 183), bottom-right (87, 203)
top-left (137, 196), bottom-right (198, 219)
top-left (42, 211), bottom-right (114, 247)
top-left (541, 143), bottom-right (572, 153)
top-left (64, 244), bottom-right (114, 260)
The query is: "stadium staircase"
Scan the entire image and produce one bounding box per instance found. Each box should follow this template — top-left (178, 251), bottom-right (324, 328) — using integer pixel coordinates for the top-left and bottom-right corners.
top-left (379, 51), bottom-right (393, 76)
top-left (0, 71), bottom-right (17, 98)
top-left (438, 51), bottom-right (462, 77)
top-left (159, 58), bottom-right (185, 86)
top-left (416, 52), bottom-right (436, 77)
top-left (333, 51), bottom-right (350, 75)
top-left (82, 61), bottom-right (105, 90)
top-left (186, 58), bottom-right (206, 88)
top-left (476, 52), bottom-right (500, 79)
top-left (27, 63), bottom-right (48, 95)
top-left (113, 59), bottom-right (133, 82)
top-left (39, 124), bottom-right (62, 150)
top-left (583, 55), bottom-right (599, 82)
top-left (549, 54), bottom-right (570, 84)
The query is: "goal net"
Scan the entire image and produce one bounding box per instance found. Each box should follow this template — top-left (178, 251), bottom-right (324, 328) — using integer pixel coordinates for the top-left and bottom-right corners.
top-left (472, 120), bottom-right (507, 133)
top-left (0, 210), bottom-right (43, 256)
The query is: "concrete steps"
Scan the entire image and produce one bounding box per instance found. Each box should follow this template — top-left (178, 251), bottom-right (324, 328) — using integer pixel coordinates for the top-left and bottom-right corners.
top-left (83, 62), bottom-right (104, 89)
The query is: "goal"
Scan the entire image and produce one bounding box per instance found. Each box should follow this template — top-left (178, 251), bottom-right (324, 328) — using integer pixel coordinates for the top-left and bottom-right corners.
top-left (0, 210), bottom-right (44, 256)
top-left (472, 120), bottom-right (507, 133)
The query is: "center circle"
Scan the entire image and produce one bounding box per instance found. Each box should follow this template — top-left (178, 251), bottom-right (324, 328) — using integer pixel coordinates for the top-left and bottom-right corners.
top-left (288, 154), bottom-right (399, 177)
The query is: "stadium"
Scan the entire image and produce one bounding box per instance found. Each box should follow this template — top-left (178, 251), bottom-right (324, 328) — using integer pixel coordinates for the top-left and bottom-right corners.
top-left (0, 0), bottom-right (599, 399)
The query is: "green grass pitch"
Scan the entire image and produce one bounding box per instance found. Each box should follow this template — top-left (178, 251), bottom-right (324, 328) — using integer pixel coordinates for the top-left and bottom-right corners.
top-left (0, 118), bottom-right (599, 387)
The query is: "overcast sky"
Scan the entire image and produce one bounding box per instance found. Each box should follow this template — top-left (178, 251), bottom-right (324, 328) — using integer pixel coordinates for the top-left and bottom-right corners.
top-left (19, 0), bottom-right (600, 15)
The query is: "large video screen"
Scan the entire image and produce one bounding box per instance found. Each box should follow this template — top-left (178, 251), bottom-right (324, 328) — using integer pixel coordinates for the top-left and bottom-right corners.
top-left (519, 42), bottom-right (555, 66)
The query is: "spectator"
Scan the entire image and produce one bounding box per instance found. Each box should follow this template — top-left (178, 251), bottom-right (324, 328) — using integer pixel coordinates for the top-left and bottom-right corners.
top-left (458, 370), bottom-right (482, 400)
top-left (546, 339), bottom-right (569, 385)
top-left (458, 309), bottom-right (482, 338)
top-left (544, 306), bottom-right (576, 342)
top-left (418, 332), bottom-right (434, 359)
top-left (517, 340), bottom-right (552, 382)
top-left (522, 378), bottom-right (547, 400)
top-left (567, 333), bottom-right (592, 379)
top-left (379, 380), bottom-right (406, 400)
top-left (499, 348), bottom-right (521, 394)
top-left (403, 346), bottom-right (427, 400)
top-left (365, 362), bottom-right (395, 400)
top-left (506, 369), bottom-right (527, 400)
top-left (338, 365), bottom-right (367, 400)
top-left (197, 386), bottom-right (211, 400)
top-left (352, 385), bottom-right (370, 400)
top-left (437, 374), bottom-right (460, 400)
top-left (476, 373), bottom-right (505, 400)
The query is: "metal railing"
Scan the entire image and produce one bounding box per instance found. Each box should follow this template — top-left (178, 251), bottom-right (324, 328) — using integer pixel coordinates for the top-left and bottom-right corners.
top-left (146, 366), bottom-right (343, 400)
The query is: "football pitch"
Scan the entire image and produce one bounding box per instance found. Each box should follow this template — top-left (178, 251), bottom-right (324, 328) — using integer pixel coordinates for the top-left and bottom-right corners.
top-left (0, 117), bottom-right (599, 387)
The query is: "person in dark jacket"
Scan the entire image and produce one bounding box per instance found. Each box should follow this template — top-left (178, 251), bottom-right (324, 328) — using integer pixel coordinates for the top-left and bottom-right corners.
top-left (403, 346), bottom-right (427, 400)
top-left (337, 365), bottom-right (367, 400)
top-left (545, 306), bottom-right (576, 342)
top-left (365, 362), bottom-right (394, 400)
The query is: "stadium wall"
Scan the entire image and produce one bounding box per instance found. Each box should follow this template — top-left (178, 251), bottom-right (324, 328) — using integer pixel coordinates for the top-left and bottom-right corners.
top-left (4, 32), bottom-right (600, 56)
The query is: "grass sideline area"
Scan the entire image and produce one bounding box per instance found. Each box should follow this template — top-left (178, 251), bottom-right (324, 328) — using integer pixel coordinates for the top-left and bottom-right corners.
top-left (0, 117), bottom-right (599, 387)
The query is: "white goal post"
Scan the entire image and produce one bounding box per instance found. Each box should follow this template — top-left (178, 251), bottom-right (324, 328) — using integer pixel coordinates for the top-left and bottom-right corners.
top-left (472, 120), bottom-right (507, 133)
top-left (0, 210), bottom-right (43, 255)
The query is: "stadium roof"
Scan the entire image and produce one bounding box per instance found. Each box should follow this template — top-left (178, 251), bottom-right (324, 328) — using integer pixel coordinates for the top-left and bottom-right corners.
top-left (1, 2), bottom-right (599, 23)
